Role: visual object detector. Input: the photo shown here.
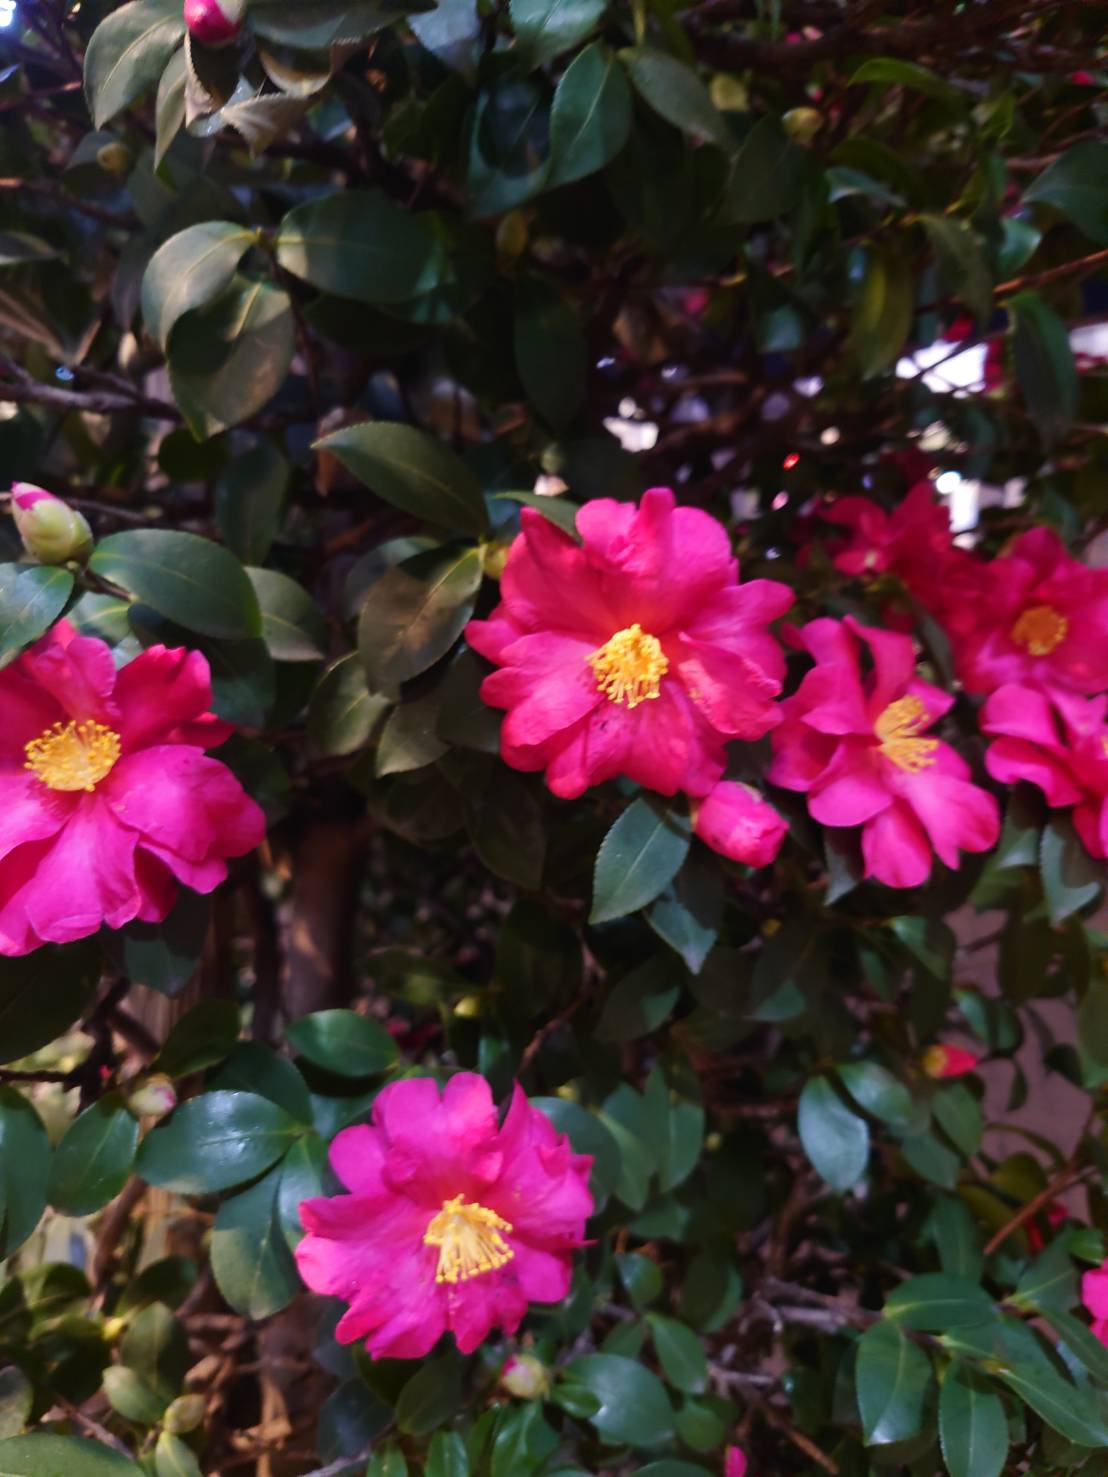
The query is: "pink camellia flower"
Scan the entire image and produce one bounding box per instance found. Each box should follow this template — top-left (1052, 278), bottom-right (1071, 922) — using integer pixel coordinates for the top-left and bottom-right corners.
top-left (692, 781), bottom-right (787, 868)
top-left (183, 0), bottom-right (243, 45)
top-left (1027, 1200), bottom-right (1068, 1255)
top-left (1082, 1262), bottom-right (1108, 1346)
top-left (946, 528), bottom-right (1108, 696)
top-left (981, 683), bottom-right (1108, 857)
top-left (821, 482), bottom-right (951, 583)
top-left (466, 489), bottom-right (793, 800)
top-left (10, 482), bottom-right (93, 565)
top-left (725, 1448), bottom-right (748, 1477)
top-left (0, 623), bottom-right (264, 956)
top-left (768, 617), bottom-right (999, 888)
top-left (296, 1074), bottom-right (593, 1360)
top-left (921, 1043), bottom-right (979, 1079)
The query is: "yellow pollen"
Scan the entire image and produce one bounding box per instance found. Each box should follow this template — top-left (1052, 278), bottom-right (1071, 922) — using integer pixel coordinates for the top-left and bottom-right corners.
top-left (588, 623), bottom-right (668, 708)
top-left (423, 1195), bottom-right (514, 1285)
top-left (875, 695), bottom-right (938, 774)
top-left (1011, 603), bottom-right (1068, 656)
top-left (24, 719), bottom-right (121, 793)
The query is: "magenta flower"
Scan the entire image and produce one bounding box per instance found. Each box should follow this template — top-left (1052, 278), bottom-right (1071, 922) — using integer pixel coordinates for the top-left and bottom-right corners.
top-left (946, 528), bottom-right (1108, 695)
top-left (183, 0), bottom-right (243, 45)
top-left (296, 1074), bottom-right (593, 1360)
top-left (822, 483), bottom-right (951, 583)
top-left (692, 781), bottom-right (787, 868)
top-left (1082, 1262), bottom-right (1108, 1346)
top-left (0, 623), bottom-right (264, 956)
top-left (768, 617), bottom-right (999, 888)
top-left (920, 1044), bottom-right (979, 1079)
top-left (467, 489), bottom-right (793, 799)
top-left (981, 683), bottom-right (1108, 857)
top-left (725, 1448), bottom-right (748, 1477)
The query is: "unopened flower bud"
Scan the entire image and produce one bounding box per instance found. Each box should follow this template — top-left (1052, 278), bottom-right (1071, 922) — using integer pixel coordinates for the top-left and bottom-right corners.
top-left (10, 483), bottom-right (93, 565)
top-left (783, 106), bottom-right (823, 144)
top-left (500, 1353), bottom-right (550, 1400)
top-left (126, 1074), bottom-right (177, 1119)
top-left (164, 1394), bottom-right (206, 1435)
top-left (481, 541), bottom-right (511, 580)
top-left (496, 211), bottom-right (529, 263)
top-left (183, 0), bottom-right (244, 47)
top-left (96, 142), bottom-right (133, 175)
top-left (725, 1448), bottom-right (748, 1477)
top-left (921, 1043), bottom-right (978, 1079)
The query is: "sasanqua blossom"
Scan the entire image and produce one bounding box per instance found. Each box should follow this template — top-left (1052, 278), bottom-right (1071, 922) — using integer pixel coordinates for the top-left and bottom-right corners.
top-left (692, 780), bottom-right (787, 868)
top-left (768, 618), bottom-right (999, 888)
top-left (0, 623), bottom-right (264, 955)
top-left (296, 1074), bottom-right (593, 1359)
top-left (467, 489), bottom-right (793, 799)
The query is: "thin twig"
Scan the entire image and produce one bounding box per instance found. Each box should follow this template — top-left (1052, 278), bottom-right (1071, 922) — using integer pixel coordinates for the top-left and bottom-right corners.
top-left (983, 1163), bottom-right (1095, 1256)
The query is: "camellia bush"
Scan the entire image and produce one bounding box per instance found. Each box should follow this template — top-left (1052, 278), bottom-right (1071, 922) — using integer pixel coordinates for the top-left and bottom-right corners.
top-left (4, 0), bottom-right (1108, 1474)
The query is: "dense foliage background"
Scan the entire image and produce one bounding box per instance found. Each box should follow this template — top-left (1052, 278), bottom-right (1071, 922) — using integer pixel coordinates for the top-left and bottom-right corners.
top-left (2, 0), bottom-right (1108, 1473)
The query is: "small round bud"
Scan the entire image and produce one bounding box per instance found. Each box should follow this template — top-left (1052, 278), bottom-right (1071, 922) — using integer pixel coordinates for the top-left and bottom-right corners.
top-left (481, 541), bottom-right (511, 580)
top-left (126, 1074), bottom-right (178, 1120)
top-left (496, 211), bottom-right (529, 263)
top-left (95, 142), bottom-right (134, 175)
top-left (453, 994), bottom-right (482, 1020)
top-left (500, 1354), bottom-right (550, 1400)
top-left (10, 483), bottom-right (94, 565)
top-left (164, 1395), bottom-right (206, 1435)
top-left (782, 107), bottom-right (823, 145)
top-left (921, 1044), bottom-right (978, 1079)
top-left (183, 0), bottom-right (244, 47)
top-left (102, 1315), bottom-right (127, 1341)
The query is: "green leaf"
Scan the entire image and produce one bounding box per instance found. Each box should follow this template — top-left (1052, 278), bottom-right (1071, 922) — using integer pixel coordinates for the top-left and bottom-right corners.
top-left (938, 1364), bottom-right (1006, 1477)
top-left (141, 222), bottom-right (255, 350)
top-left (357, 546), bottom-right (484, 691)
top-left (591, 797), bottom-right (691, 924)
top-left (0, 1368), bottom-right (32, 1439)
top-left (153, 48), bottom-right (186, 167)
top-left (286, 1010), bottom-right (398, 1077)
top-left (48, 1094), bottom-right (138, 1217)
top-left (168, 277), bottom-right (295, 440)
top-left (467, 79), bottom-right (550, 217)
top-left (932, 1082), bottom-right (983, 1158)
top-left (215, 441), bottom-right (289, 565)
top-left (1010, 1240), bottom-right (1076, 1313)
top-left (0, 1435), bottom-right (142, 1474)
top-left (511, 0), bottom-right (606, 66)
top-left (566, 1354), bottom-right (674, 1447)
top-left (797, 1077), bottom-right (870, 1192)
top-left (647, 1315), bottom-right (709, 1394)
top-left (929, 1197), bottom-right (983, 1282)
top-left (884, 1274), bottom-right (995, 1332)
top-left (617, 1251), bottom-right (663, 1309)
top-left (367, 1449), bottom-right (409, 1477)
top-left (1041, 812), bottom-right (1103, 923)
top-left (378, 690), bottom-right (449, 776)
top-left (102, 1367), bottom-right (167, 1426)
top-left (90, 530), bottom-right (261, 641)
top-left (1009, 290), bottom-right (1078, 448)
top-left (723, 115), bottom-right (808, 222)
top-left (105, 892), bottom-right (210, 1000)
top-left (395, 1354), bottom-right (462, 1436)
top-left (0, 565), bottom-right (74, 668)
top-left (308, 654), bottom-right (387, 757)
top-left (275, 193), bottom-right (444, 304)
top-left (514, 278), bottom-right (586, 428)
top-left (246, 568), bottom-right (327, 663)
top-left (595, 956), bottom-right (680, 1043)
top-left (837, 1061), bottom-right (916, 1132)
top-left (426, 1431), bottom-right (470, 1477)
top-left (211, 1168), bottom-right (300, 1319)
top-left (0, 942), bottom-right (99, 1064)
top-left (275, 1132), bottom-right (325, 1250)
top-left (920, 215), bottom-right (993, 324)
top-left (995, 1358), bottom-right (1108, 1447)
top-left (453, 759), bottom-right (546, 889)
top-left (316, 421), bottom-right (489, 536)
top-left (154, 1432), bottom-right (202, 1477)
top-left (209, 1042), bottom-right (313, 1124)
top-left (157, 1000), bottom-right (241, 1076)
top-left (849, 57), bottom-right (964, 104)
top-left (410, 0), bottom-right (481, 79)
top-left (530, 1097), bottom-right (621, 1201)
top-left (0, 233), bottom-right (58, 268)
top-left (0, 1087), bottom-right (50, 1258)
top-left (1024, 142), bottom-right (1108, 246)
top-left (136, 1091), bottom-right (302, 1194)
top-left (647, 851), bottom-right (722, 974)
top-left (84, 0), bottom-right (184, 128)
top-left (855, 1320), bottom-right (931, 1446)
top-left (120, 1302), bottom-right (188, 1396)
top-left (850, 246), bottom-right (913, 377)
top-left (620, 48), bottom-right (732, 150)
top-left (548, 43), bottom-right (631, 188)
top-left (1038, 1304), bottom-right (1108, 1385)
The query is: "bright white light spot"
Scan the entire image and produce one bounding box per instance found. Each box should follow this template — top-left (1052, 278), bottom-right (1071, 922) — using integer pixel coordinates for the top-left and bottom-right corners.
top-left (0, 2), bottom-right (15, 28)
top-left (820, 427), bottom-right (840, 445)
top-left (618, 396), bottom-right (638, 419)
top-left (897, 341), bottom-right (987, 393)
top-left (772, 491), bottom-right (789, 510)
top-left (604, 417), bottom-right (658, 452)
top-left (935, 471), bottom-right (962, 495)
top-left (795, 376), bottom-right (823, 398)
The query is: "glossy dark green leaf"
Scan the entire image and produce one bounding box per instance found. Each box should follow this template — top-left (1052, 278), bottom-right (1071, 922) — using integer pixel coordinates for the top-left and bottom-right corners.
top-left (647, 1315), bottom-right (708, 1394)
top-left (723, 115), bottom-right (807, 222)
top-left (0, 1087), bottom-right (50, 1258)
top-left (530, 1097), bottom-right (621, 1200)
top-left (211, 1168), bottom-right (300, 1319)
top-left (884, 1274), bottom-right (995, 1332)
top-left (467, 79), bottom-right (550, 217)
top-left (647, 852), bottom-right (722, 974)
top-left (209, 1042), bottom-right (313, 1124)
top-left (84, 0), bottom-right (184, 128)
top-left (247, 568), bottom-right (327, 662)
top-left (102, 1366), bottom-right (167, 1425)
top-left (141, 221), bottom-right (255, 350)
top-left (995, 1358), bottom-right (1108, 1447)
top-left (855, 1320), bottom-right (931, 1446)
top-left (48, 1095), bottom-right (138, 1217)
top-left (514, 278), bottom-right (586, 428)
top-left (90, 530), bottom-right (261, 641)
top-left (317, 421), bottom-right (488, 536)
top-left (837, 1061), bottom-right (916, 1132)
top-left (308, 654), bottom-right (387, 757)
top-left (1041, 812), bottom-right (1103, 923)
top-left (1009, 290), bottom-right (1077, 448)
top-left (595, 956), bottom-right (680, 1043)
top-left (0, 565), bottom-right (74, 668)
top-left (215, 440), bottom-right (289, 565)
top-left (136, 1091), bottom-right (302, 1194)
top-left (153, 1432), bottom-right (202, 1477)
top-left (921, 215), bottom-right (993, 324)
top-left (105, 892), bottom-right (209, 999)
top-left (275, 1131), bottom-right (325, 1250)
top-left (425, 1431), bottom-right (470, 1477)
top-left (548, 43), bottom-right (631, 187)
top-left (156, 1000), bottom-right (240, 1076)
top-left (285, 1010), bottom-right (398, 1077)
top-left (1024, 142), bottom-right (1108, 246)
top-left (275, 193), bottom-right (444, 304)
top-left (395, 1354), bottom-right (462, 1436)
top-left (0, 942), bottom-right (99, 1063)
top-left (565, 1353), bottom-right (674, 1447)
top-left (591, 797), bottom-right (691, 924)
top-left (797, 1077), bottom-right (869, 1192)
top-left (849, 57), bottom-right (964, 104)
top-left (358, 546), bottom-right (483, 691)
top-left (850, 246), bottom-right (913, 377)
top-left (511, 0), bottom-right (605, 66)
top-left (0, 1435), bottom-right (142, 1474)
top-left (932, 1082), bottom-right (983, 1158)
top-left (410, 0), bottom-right (481, 78)
top-left (621, 48), bottom-right (731, 150)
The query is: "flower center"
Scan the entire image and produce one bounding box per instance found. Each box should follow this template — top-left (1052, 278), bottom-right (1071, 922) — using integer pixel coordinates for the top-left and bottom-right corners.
top-left (1011, 603), bottom-right (1068, 656)
top-left (24, 719), bottom-right (121, 792)
top-left (423, 1195), bottom-right (514, 1285)
top-left (874, 695), bottom-right (938, 773)
top-left (588, 623), bottom-right (668, 708)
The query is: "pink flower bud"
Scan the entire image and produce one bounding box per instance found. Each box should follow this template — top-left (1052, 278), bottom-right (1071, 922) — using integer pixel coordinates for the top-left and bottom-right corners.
top-left (921, 1044), bottom-right (978, 1079)
top-left (10, 483), bottom-right (93, 565)
top-left (725, 1448), bottom-right (748, 1477)
top-left (183, 0), bottom-right (244, 46)
top-left (500, 1353), bottom-right (550, 1400)
top-left (692, 781), bottom-right (787, 868)
top-left (126, 1074), bottom-right (178, 1120)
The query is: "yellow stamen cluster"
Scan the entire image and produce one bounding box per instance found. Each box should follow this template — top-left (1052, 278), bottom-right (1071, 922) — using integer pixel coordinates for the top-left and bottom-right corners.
top-left (423, 1195), bottom-right (514, 1285)
top-left (875, 695), bottom-right (938, 773)
top-left (24, 719), bottom-right (121, 792)
top-left (1010, 603), bottom-right (1068, 656)
top-left (588, 623), bottom-right (668, 708)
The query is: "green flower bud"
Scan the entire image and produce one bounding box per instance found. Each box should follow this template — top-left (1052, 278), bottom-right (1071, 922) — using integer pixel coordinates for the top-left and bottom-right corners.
top-left (164, 1395), bottom-right (207, 1434)
top-left (10, 483), bottom-right (94, 565)
top-left (126, 1074), bottom-right (178, 1120)
top-left (782, 107), bottom-right (823, 144)
top-left (500, 1353), bottom-right (551, 1400)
